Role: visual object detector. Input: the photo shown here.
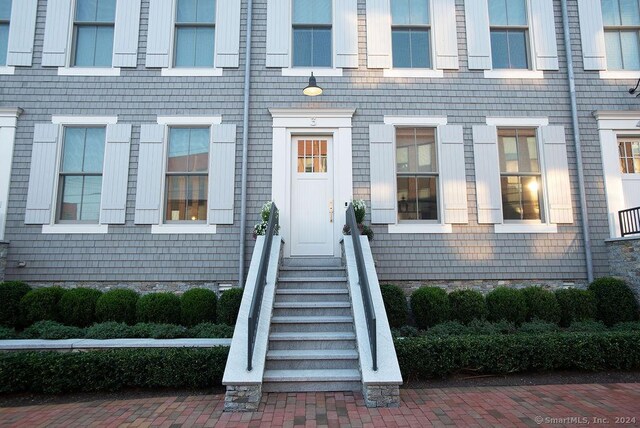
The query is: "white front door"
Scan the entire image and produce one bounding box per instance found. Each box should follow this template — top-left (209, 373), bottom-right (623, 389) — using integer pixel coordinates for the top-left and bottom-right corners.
top-left (290, 136), bottom-right (334, 256)
top-left (619, 137), bottom-right (640, 208)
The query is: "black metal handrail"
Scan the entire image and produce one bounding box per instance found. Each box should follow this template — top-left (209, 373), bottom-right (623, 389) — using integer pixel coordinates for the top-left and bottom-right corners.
top-left (619, 206), bottom-right (640, 237)
top-left (346, 203), bottom-right (377, 371)
top-left (247, 203), bottom-right (279, 371)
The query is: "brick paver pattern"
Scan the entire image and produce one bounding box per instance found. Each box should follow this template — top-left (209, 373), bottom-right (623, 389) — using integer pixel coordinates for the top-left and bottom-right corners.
top-left (0, 383), bottom-right (638, 427)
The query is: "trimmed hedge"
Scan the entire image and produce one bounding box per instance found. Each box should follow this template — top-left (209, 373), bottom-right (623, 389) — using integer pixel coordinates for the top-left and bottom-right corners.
top-left (486, 287), bottom-right (527, 325)
top-left (85, 322), bottom-right (137, 339)
top-left (136, 293), bottom-right (181, 325)
top-left (181, 289), bottom-right (217, 327)
top-left (380, 284), bottom-right (408, 328)
top-left (410, 287), bottom-right (450, 329)
top-left (21, 321), bottom-right (85, 340)
top-left (59, 288), bottom-right (103, 327)
top-left (521, 287), bottom-right (561, 324)
top-left (0, 326), bottom-right (17, 339)
top-left (95, 289), bottom-right (139, 325)
top-left (395, 331), bottom-right (640, 380)
top-left (588, 277), bottom-right (639, 326)
top-left (188, 323), bottom-right (235, 338)
top-left (131, 323), bottom-right (187, 339)
top-left (0, 281), bottom-right (31, 328)
top-left (19, 287), bottom-right (66, 326)
top-left (448, 290), bottom-right (487, 324)
top-left (555, 288), bottom-right (597, 327)
top-left (0, 347), bottom-right (229, 394)
top-left (217, 288), bottom-right (243, 326)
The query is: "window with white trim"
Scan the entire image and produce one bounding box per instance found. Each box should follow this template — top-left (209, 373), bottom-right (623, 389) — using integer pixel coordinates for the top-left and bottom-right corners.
top-left (0, 0), bottom-right (10, 66)
top-left (618, 137), bottom-right (640, 173)
top-left (72, 0), bottom-right (116, 67)
top-left (489, 0), bottom-right (529, 69)
top-left (173, 0), bottom-right (216, 68)
top-left (292, 0), bottom-right (332, 67)
top-left (391, 0), bottom-right (431, 69)
top-left (602, 0), bottom-right (640, 70)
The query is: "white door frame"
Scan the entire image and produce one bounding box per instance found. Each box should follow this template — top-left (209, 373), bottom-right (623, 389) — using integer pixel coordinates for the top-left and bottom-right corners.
top-left (269, 109), bottom-right (355, 257)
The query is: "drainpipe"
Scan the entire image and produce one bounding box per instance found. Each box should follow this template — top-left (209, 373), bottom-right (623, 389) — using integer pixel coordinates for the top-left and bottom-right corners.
top-left (560, 0), bottom-right (594, 283)
top-left (239, 0), bottom-right (253, 288)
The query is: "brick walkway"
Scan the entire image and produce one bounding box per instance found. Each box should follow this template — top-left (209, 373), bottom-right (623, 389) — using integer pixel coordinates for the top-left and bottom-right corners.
top-left (0, 383), bottom-right (638, 427)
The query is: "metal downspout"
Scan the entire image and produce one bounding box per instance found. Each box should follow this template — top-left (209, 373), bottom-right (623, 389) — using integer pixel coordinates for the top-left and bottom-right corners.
top-left (560, 0), bottom-right (594, 283)
top-left (239, 0), bottom-right (253, 287)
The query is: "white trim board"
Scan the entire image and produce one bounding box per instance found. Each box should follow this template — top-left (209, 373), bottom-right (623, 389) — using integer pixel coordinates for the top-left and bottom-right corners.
top-left (52, 116), bottom-right (118, 125)
top-left (157, 116), bottom-right (222, 125)
top-left (57, 67), bottom-right (121, 76)
top-left (384, 116), bottom-right (447, 126)
top-left (486, 117), bottom-right (549, 127)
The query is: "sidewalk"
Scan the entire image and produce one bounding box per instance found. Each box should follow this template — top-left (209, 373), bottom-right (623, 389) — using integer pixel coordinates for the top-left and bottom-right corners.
top-left (0, 383), bottom-right (638, 427)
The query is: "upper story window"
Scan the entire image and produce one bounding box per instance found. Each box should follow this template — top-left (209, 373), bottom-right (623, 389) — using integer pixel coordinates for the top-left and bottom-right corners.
top-left (57, 127), bottom-right (106, 223)
top-left (497, 128), bottom-right (542, 221)
top-left (72, 0), bottom-right (116, 67)
top-left (174, 0), bottom-right (216, 68)
top-left (0, 0), bottom-right (11, 66)
top-left (292, 0), bottom-right (332, 67)
top-left (602, 0), bottom-right (640, 70)
top-left (165, 127), bottom-right (210, 222)
top-left (489, 0), bottom-right (529, 69)
top-left (391, 0), bottom-right (431, 68)
top-left (396, 127), bottom-right (438, 221)
top-left (619, 137), bottom-right (640, 173)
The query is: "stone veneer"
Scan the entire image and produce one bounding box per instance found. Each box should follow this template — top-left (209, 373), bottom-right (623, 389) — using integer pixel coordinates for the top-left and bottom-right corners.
top-left (363, 385), bottom-right (400, 408)
top-left (19, 282), bottom-right (224, 295)
top-left (224, 385), bottom-right (262, 411)
top-left (391, 279), bottom-right (587, 297)
top-left (606, 236), bottom-right (640, 302)
top-left (0, 242), bottom-right (7, 282)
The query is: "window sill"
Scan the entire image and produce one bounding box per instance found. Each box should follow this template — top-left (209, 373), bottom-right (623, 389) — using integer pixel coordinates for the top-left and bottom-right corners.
top-left (57, 67), bottom-right (121, 77)
top-left (161, 68), bottom-right (223, 77)
top-left (383, 69), bottom-right (444, 78)
top-left (0, 66), bottom-right (15, 75)
top-left (151, 224), bottom-right (217, 234)
top-left (281, 68), bottom-right (343, 77)
top-left (387, 223), bottom-right (452, 234)
top-left (494, 223), bottom-right (558, 234)
top-left (599, 70), bottom-right (640, 80)
top-left (483, 69), bottom-right (544, 79)
top-left (42, 224), bottom-right (109, 234)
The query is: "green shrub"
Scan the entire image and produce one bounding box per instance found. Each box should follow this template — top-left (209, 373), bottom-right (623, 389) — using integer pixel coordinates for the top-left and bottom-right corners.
top-left (486, 287), bottom-right (527, 325)
top-left (20, 321), bottom-right (85, 340)
top-left (588, 277), bottom-right (639, 326)
top-left (131, 323), bottom-right (187, 339)
top-left (448, 290), bottom-right (487, 324)
top-left (188, 323), bottom-right (235, 338)
top-left (521, 287), bottom-right (561, 324)
top-left (136, 293), bottom-right (181, 325)
top-left (0, 347), bottom-right (229, 394)
top-left (466, 319), bottom-right (500, 335)
top-left (95, 289), bottom-right (139, 325)
top-left (426, 321), bottom-right (468, 336)
top-left (394, 331), bottom-right (640, 380)
top-left (85, 322), bottom-right (136, 339)
top-left (0, 326), bottom-right (17, 339)
top-left (19, 287), bottom-right (67, 326)
top-left (410, 287), bottom-right (450, 329)
top-left (181, 289), bottom-right (218, 327)
top-left (217, 288), bottom-right (244, 326)
top-left (0, 281), bottom-right (31, 328)
top-left (611, 321), bottom-right (640, 332)
top-left (391, 326), bottom-right (421, 338)
top-left (59, 288), bottom-right (102, 327)
top-left (568, 320), bottom-right (608, 333)
top-left (380, 284), bottom-right (408, 328)
top-left (555, 288), bottom-right (597, 327)
top-left (518, 320), bottom-right (560, 334)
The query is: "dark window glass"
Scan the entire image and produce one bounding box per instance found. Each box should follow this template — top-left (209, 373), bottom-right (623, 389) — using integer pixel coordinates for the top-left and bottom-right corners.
top-left (391, 0), bottom-right (431, 68)
top-left (73, 0), bottom-right (116, 67)
top-left (174, 0), bottom-right (216, 67)
top-left (292, 0), bottom-right (332, 67)
top-left (489, 0), bottom-right (529, 69)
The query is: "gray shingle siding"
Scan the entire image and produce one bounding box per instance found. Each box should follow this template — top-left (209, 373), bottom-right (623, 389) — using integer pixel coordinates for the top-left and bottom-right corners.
top-left (0, 0), bottom-right (633, 287)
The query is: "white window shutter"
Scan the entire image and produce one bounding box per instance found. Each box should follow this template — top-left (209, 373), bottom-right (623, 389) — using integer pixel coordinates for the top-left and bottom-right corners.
top-left (100, 124), bottom-right (132, 224)
top-left (25, 124), bottom-right (59, 224)
top-left (134, 124), bottom-right (165, 224)
top-left (432, 0), bottom-right (459, 70)
top-left (464, 0), bottom-right (491, 70)
top-left (266, 0), bottom-right (291, 67)
top-left (113, 0), bottom-right (141, 67)
top-left (365, 0), bottom-right (392, 68)
top-left (209, 124), bottom-right (236, 224)
top-left (472, 125), bottom-right (502, 224)
top-left (438, 125), bottom-right (468, 224)
top-left (335, 0), bottom-right (359, 68)
top-left (541, 126), bottom-right (574, 224)
top-left (145, 0), bottom-right (173, 68)
top-left (369, 124), bottom-right (396, 224)
top-left (6, 0), bottom-right (38, 66)
top-left (215, 0), bottom-right (241, 68)
top-left (42, 0), bottom-right (73, 67)
top-left (577, 0), bottom-right (606, 70)
top-left (530, 0), bottom-right (558, 70)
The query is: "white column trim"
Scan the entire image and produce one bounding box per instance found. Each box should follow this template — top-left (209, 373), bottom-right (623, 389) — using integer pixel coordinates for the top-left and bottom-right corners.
top-left (0, 108), bottom-right (24, 241)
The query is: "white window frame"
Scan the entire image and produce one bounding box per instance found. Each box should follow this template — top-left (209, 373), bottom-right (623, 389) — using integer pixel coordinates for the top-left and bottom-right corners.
top-left (151, 115), bottom-right (221, 234)
top-left (484, 0), bottom-right (544, 79)
top-left (486, 116), bottom-right (557, 234)
top-left (0, 4), bottom-right (13, 75)
top-left (41, 115), bottom-right (117, 234)
top-left (161, 0), bottom-right (223, 77)
top-left (383, 116), bottom-right (452, 234)
top-left (0, 108), bottom-right (22, 241)
top-left (598, 0), bottom-right (640, 79)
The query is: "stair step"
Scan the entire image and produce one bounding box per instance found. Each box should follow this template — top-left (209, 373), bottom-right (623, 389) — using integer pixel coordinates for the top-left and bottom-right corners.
top-left (271, 316), bottom-right (353, 324)
top-left (282, 258), bottom-right (343, 268)
top-left (269, 332), bottom-right (356, 341)
top-left (280, 266), bottom-right (345, 271)
top-left (266, 350), bottom-right (358, 360)
top-left (268, 332), bottom-right (357, 350)
top-left (279, 277), bottom-right (347, 282)
top-left (273, 302), bottom-right (351, 309)
top-left (276, 289), bottom-right (349, 295)
top-left (263, 369), bottom-right (360, 383)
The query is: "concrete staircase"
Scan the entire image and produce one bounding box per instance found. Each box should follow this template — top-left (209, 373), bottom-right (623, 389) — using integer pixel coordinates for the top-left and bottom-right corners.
top-left (262, 257), bottom-right (361, 392)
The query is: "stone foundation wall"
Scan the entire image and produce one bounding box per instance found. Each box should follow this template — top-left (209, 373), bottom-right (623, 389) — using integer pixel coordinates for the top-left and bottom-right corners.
top-left (363, 385), bottom-right (400, 408)
top-left (389, 279), bottom-right (587, 297)
top-left (606, 237), bottom-right (640, 302)
top-left (15, 281), bottom-right (231, 295)
top-left (0, 242), bottom-right (7, 283)
top-left (224, 385), bottom-right (262, 411)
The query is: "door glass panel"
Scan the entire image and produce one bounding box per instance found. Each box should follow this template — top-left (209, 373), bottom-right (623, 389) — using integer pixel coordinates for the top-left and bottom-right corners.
top-left (297, 139), bottom-right (328, 173)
